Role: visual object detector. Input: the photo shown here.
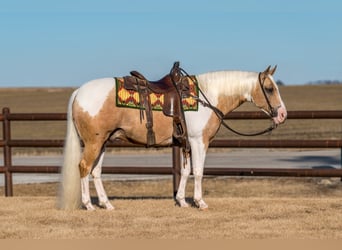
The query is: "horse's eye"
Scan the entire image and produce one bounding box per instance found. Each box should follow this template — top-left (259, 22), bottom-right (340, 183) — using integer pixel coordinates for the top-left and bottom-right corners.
top-left (264, 86), bottom-right (274, 94)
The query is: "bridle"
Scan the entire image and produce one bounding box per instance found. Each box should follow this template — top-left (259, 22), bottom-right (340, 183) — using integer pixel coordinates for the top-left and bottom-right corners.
top-left (257, 72), bottom-right (278, 119)
top-left (179, 68), bottom-right (278, 136)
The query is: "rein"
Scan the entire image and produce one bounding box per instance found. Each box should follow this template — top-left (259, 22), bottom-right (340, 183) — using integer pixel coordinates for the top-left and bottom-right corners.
top-left (179, 68), bottom-right (277, 137)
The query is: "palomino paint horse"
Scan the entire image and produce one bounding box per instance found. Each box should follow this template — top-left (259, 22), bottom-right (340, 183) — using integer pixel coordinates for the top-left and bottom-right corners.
top-left (59, 64), bottom-right (287, 210)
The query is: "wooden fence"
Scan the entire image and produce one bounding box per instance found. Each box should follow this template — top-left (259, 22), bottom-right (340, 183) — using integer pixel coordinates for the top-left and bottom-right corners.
top-left (1, 107), bottom-right (342, 197)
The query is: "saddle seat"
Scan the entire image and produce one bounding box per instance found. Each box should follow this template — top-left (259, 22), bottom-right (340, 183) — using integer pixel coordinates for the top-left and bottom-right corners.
top-left (128, 70), bottom-right (176, 94)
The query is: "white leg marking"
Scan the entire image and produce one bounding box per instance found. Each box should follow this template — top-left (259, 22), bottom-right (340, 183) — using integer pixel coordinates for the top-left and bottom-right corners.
top-left (92, 151), bottom-right (114, 210)
top-left (81, 175), bottom-right (95, 210)
top-left (176, 154), bottom-right (191, 208)
top-left (93, 178), bottom-right (114, 210)
top-left (191, 138), bottom-right (209, 210)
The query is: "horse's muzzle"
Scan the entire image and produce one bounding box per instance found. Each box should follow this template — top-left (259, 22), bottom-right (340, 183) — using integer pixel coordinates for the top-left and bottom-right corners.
top-left (272, 103), bottom-right (287, 125)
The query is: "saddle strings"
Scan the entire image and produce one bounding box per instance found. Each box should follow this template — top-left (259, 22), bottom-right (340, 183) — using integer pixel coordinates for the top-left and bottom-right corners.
top-left (179, 68), bottom-right (277, 137)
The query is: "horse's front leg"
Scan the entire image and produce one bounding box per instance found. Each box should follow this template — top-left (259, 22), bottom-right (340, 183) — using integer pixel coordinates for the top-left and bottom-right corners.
top-left (175, 153), bottom-right (191, 207)
top-left (91, 150), bottom-right (114, 210)
top-left (191, 141), bottom-right (209, 210)
top-left (193, 166), bottom-right (208, 210)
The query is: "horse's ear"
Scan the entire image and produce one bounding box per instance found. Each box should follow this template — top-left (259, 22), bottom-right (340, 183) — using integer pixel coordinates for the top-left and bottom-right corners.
top-left (269, 65), bottom-right (277, 75)
top-left (263, 65), bottom-right (271, 74)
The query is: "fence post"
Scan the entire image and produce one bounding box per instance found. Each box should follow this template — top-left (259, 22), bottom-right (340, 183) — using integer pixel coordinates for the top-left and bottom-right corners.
top-left (172, 145), bottom-right (181, 198)
top-left (2, 107), bottom-right (13, 196)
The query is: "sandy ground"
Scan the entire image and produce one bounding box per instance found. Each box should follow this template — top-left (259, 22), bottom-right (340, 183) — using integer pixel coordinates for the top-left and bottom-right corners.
top-left (1, 177), bottom-right (342, 239)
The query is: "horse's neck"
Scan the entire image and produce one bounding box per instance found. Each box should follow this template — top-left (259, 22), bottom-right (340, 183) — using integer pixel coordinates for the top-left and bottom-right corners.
top-left (196, 71), bottom-right (256, 114)
top-left (216, 94), bottom-right (246, 115)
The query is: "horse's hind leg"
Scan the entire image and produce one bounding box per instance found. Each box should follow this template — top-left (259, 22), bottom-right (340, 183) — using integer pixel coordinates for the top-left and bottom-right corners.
top-left (91, 149), bottom-right (114, 210)
top-left (79, 142), bottom-right (105, 210)
top-left (80, 175), bottom-right (94, 210)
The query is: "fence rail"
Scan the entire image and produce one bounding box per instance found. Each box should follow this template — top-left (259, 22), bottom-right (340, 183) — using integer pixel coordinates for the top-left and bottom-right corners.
top-left (1, 107), bottom-right (342, 197)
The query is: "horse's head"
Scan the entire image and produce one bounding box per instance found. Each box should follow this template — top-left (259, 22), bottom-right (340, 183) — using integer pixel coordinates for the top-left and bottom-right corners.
top-left (251, 65), bottom-right (287, 125)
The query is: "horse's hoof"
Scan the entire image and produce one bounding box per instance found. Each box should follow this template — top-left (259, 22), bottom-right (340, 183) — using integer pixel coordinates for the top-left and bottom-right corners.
top-left (99, 201), bottom-right (115, 210)
top-left (194, 199), bottom-right (209, 211)
top-left (83, 201), bottom-right (96, 211)
top-left (199, 205), bottom-right (209, 211)
top-left (175, 198), bottom-right (190, 208)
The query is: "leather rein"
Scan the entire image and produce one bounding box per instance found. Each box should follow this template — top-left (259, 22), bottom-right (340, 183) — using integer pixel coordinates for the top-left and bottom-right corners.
top-left (180, 68), bottom-right (278, 137)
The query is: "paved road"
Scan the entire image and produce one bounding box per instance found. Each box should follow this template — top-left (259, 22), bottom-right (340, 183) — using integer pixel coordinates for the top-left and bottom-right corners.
top-left (0, 149), bottom-right (341, 185)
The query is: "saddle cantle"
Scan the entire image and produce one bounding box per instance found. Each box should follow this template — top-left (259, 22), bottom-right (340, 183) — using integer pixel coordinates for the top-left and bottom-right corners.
top-left (123, 62), bottom-right (191, 153)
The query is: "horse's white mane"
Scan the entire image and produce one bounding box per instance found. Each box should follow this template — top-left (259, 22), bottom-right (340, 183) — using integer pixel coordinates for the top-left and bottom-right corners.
top-left (196, 70), bottom-right (258, 98)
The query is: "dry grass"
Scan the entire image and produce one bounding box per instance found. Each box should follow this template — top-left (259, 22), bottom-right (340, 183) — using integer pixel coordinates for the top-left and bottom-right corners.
top-left (1, 177), bottom-right (342, 239)
top-left (3, 196), bottom-right (342, 239)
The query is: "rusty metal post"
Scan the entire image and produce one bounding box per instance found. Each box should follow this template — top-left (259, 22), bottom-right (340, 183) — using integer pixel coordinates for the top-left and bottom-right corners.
top-left (2, 108), bottom-right (13, 196)
top-left (172, 145), bottom-right (181, 198)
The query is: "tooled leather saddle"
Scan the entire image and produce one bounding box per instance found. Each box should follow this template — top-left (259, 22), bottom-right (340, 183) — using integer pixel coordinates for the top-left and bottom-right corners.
top-left (123, 62), bottom-right (190, 153)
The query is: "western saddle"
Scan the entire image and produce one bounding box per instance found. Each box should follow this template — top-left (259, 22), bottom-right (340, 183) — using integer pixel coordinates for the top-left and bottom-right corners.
top-left (123, 62), bottom-right (191, 153)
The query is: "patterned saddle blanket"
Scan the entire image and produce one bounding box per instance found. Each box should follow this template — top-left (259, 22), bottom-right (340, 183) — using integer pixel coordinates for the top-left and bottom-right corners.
top-left (115, 76), bottom-right (199, 111)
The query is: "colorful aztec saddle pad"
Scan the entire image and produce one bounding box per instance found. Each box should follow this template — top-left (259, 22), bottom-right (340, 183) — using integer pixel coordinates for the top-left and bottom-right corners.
top-left (115, 76), bottom-right (199, 111)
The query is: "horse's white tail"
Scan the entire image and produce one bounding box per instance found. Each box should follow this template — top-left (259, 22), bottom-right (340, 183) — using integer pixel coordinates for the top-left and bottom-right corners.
top-left (58, 89), bottom-right (82, 210)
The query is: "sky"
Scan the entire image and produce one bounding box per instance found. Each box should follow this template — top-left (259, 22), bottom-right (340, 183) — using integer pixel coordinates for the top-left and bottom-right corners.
top-left (0, 0), bottom-right (341, 87)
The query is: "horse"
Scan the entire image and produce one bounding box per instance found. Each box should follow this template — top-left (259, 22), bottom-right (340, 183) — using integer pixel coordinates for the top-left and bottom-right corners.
top-left (58, 64), bottom-right (287, 210)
